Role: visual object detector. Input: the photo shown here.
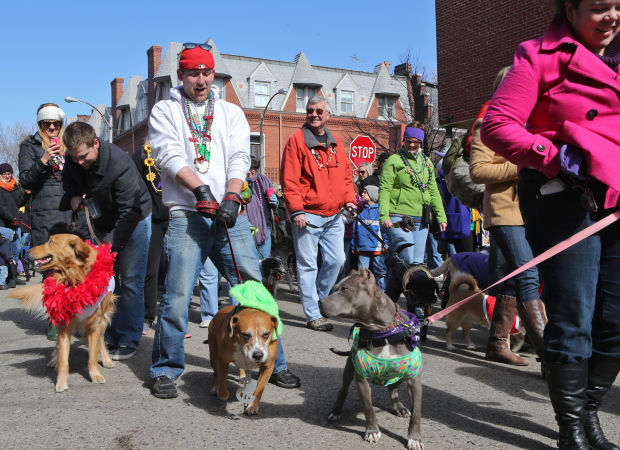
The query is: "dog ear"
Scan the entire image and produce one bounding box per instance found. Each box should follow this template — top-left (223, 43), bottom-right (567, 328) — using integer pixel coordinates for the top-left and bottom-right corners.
top-left (228, 315), bottom-right (238, 338)
top-left (70, 238), bottom-right (92, 262)
top-left (270, 316), bottom-right (279, 338)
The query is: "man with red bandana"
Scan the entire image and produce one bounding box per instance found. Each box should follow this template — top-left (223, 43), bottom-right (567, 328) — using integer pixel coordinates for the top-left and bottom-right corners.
top-left (148, 43), bottom-right (300, 398)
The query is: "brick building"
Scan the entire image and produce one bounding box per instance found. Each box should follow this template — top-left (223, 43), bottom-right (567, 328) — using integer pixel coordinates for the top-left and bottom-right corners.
top-left (435, 0), bottom-right (555, 128)
top-left (107, 40), bottom-right (437, 183)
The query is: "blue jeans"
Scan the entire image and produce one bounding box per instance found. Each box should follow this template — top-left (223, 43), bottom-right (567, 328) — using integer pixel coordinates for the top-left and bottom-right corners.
top-left (199, 258), bottom-right (219, 322)
top-left (256, 227), bottom-right (271, 259)
top-left (488, 225), bottom-right (539, 303)
top-left (358, 254), bottom-right (386, 290)
top-left (106, 215), bottom-right (151, 350)
top-left (150, 212), bottom-right (287, 379)
top-left (518, 169), bottom-right (620, 363)
top-left (425, 233), bottom-right (443, 269)
top-left (0, 227), bottom-right (21, 264)
top-left (0, 264), bottom-right (7, 284)
top-left (291, 212), bottom-right (345, 322)
top-left (386, 215), bottom-right (428, 265)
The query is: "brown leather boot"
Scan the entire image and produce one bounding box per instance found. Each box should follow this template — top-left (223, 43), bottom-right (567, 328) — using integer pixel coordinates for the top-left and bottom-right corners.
top-left (486, 295), bottom-right (529, 365)
top-left (517, 299), bottom-right (547, 359)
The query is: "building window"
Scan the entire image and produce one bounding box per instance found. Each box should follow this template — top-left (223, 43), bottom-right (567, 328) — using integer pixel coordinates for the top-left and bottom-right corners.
top-left (378, 95), bottom-right (396, 120)
top-left (340, 90), bottom-right (354, 115)
top-left (254, 81), bottom-right (270, 108)
top-left (296, 86), bottom-right (318, 112)
top-left (250, 133), bottom-right (261, 161)
top-left (213, 78), bottom-right (226, 100)
top-left (136, 95), bottom-right (148, 123)
top-left (156, 80), bottom-right (171, 101)
top-left (120, 109), bottom-right (131, 131)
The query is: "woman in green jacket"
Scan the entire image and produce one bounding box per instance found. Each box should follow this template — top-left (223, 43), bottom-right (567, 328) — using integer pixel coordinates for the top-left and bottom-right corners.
top-left (379, 125), bottom-right (447, 265)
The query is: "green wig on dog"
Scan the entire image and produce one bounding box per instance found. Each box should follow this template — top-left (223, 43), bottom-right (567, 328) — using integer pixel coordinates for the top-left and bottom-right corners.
top-left (229, 281), bottom-right (282, 340)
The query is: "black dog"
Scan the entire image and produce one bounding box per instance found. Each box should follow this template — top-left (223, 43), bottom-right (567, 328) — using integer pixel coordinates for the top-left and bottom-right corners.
top-left (385, 262), bottom-right (439, 341)
top-left (259, 256), bottom-right (286, 296)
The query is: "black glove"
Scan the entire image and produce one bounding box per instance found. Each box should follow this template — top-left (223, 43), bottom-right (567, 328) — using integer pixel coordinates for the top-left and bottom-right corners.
top-left (193, 185), bottom-right (219, 218)
top-left (216, 192), bottom-right (243, 227)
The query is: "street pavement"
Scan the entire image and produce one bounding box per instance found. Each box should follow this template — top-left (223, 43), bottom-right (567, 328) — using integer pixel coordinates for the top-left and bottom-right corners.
top-left (1, 274), bottom-right (618, 449)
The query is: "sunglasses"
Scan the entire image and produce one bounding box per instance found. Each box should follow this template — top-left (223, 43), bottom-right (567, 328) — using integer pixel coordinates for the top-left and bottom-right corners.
top-left (182, 42), bottom-right (212, 51)
top-left (306, 108), bottom-right (325, 115)
top-left (39, 121), bottom-right (62, 129)
top-left (404, 139), bottom-right (422, 145)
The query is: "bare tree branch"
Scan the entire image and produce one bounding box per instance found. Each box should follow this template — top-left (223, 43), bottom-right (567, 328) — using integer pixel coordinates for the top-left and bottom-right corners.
top-left (0, 121), bottom-right (34, 173)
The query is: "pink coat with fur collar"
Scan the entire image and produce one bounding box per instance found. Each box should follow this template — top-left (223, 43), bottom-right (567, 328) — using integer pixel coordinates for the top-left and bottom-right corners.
top-left (481, 18), bottom-right (620, 208)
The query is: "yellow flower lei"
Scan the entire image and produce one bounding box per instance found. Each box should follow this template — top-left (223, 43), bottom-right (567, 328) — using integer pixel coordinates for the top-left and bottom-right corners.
top-left (143, 144), bottom-right (161, 193)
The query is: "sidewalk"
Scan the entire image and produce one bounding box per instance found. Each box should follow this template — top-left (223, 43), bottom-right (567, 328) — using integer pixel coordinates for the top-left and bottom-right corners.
top-left (1, 276), bottom-right (618, 449)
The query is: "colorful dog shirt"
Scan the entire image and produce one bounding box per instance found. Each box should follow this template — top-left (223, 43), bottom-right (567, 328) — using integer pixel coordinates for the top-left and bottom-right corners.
top-left (351, 327), bottom-right (422, 386)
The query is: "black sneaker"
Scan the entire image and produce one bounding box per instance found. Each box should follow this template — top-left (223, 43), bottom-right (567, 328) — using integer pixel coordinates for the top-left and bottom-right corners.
top-left (269, 369), bottom-right (301, 389)
top-left (109, 347), bottom-right (136, 361)
top-left (151, 376), bottom-right (178, 398)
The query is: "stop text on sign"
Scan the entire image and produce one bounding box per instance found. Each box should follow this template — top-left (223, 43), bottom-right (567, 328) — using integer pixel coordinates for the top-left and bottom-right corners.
top-left (349, 135), bottom-right (376, 168)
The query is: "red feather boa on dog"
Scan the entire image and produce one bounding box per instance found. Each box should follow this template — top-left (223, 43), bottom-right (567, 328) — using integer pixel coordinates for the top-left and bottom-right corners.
top-left (42, 241), bottom-right (117, 326)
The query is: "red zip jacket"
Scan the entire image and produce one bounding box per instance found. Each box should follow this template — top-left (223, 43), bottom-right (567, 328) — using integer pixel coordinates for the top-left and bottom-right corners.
top-left (281, 125), bottom-right (355, 216)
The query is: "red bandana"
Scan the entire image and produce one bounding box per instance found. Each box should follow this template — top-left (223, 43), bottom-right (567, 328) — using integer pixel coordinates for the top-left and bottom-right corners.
top-left (42, 242), bottom-right (116, 326)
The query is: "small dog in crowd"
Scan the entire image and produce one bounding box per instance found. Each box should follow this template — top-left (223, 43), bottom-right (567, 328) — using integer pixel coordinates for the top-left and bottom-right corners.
top-left (445, 273), bottom-right (525, 352)
top-left (385, 262), bottom-right (439, 341)
top-left (431, 252), bottom-right (489, 307)
top-left (320, 268), bottom-right (424, 450)
top-left (9, 234), bottom-right (117, 393)
top-left (259, 256), bottom-right (286, 296)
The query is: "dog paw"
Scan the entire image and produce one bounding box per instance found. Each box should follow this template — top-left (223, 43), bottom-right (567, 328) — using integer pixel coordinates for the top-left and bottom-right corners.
top-left (363, 430), bottom-right (381, 443)
top-left (90, 372), bottom-right (106, 384)
top-left (244, 404), bottom-right (259, 416)
top-left (407, 438), bottom-right (424, 450)
top-left (55, 381), bottom-right (69, 393)
top-left (393, 403), bottom-right (411, 418)
top-left (327, 411), bottom-right (341, 422)
top-left (101, 359), bottom-right (115, 369)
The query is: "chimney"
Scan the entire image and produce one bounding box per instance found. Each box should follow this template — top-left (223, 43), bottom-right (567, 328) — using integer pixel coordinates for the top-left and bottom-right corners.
top-left (147, 45), bottom-right (162, 112)
top-left (110, 77), bottom-right (124, 137)
top-left (394, 63), bottom-right (411, 77)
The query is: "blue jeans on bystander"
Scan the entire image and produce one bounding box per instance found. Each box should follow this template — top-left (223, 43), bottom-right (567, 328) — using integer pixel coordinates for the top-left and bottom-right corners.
top-left (386, 215), bottom-right (428, 266)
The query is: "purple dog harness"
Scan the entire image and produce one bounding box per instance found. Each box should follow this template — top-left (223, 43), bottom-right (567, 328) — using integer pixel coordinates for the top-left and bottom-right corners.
top-left (352, 309), bottom-right (422, 386)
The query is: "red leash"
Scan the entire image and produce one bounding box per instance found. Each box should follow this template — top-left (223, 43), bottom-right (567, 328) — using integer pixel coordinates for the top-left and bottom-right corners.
top-left (427, 210), bottom-right (620, 325)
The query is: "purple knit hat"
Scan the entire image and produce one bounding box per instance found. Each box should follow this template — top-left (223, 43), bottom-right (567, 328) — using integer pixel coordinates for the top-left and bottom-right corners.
top-left (403, 127), bottom-right (425, 142)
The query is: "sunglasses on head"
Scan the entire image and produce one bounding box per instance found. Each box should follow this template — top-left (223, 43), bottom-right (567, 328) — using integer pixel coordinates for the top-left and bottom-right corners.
top-left (306, 108), bottom-right (325, 115)
top-left (39, 121), bottom-right (62, 129)
top-left (182, 42), bottom-right (212, 51)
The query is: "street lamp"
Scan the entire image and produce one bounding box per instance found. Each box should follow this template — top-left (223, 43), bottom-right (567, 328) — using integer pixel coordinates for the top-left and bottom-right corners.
top-left (64, 96), bottom-right (113, 142)
top-left (259, 89), bottom-right (286, 173)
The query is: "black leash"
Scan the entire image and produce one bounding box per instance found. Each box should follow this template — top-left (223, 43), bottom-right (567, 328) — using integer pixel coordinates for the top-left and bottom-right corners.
top-left (350, 209), bottom-right (410, 267)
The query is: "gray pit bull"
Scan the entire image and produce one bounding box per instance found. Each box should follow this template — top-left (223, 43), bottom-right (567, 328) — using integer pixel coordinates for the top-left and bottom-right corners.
top-left (319, 267), bottom-right (423, 450)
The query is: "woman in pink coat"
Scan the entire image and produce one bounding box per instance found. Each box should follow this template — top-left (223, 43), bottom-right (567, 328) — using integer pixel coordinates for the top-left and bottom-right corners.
top-left (481, 1), bottom-right (620, 449)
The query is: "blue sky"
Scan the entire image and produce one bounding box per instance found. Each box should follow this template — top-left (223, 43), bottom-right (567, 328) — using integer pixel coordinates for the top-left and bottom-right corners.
top-left (0, 0), bottom-right (437, 128)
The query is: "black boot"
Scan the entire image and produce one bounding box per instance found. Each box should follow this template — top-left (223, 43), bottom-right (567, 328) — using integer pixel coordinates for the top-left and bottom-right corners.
top-left (545, 360), bottom-right (589, 450)
top-left (7, 262), bottom-right (25, 288)
top-left (583, 355), bottom-right (620, 450)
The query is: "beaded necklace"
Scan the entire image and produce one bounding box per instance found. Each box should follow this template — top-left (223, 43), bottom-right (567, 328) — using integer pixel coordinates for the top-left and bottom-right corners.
top-left (143, 144), bottom-right (162, 194)
top-left (398, 149), bottom-right (433, 192)
top-left (310, 145), bottom-right (339, 170)
top-left (182, 91), bottom-right (215, 174)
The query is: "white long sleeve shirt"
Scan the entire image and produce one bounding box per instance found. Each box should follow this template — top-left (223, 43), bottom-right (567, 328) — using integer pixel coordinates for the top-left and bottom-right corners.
top-left (148, 86), bottom-right (250, 211)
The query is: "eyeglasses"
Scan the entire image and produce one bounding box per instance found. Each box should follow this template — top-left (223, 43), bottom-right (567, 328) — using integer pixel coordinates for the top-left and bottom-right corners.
top-left (39, 121), bottom-right (62, 129)
top-left (306, 108), bottom-right (325, 115)
top-left (404, 139), bottom-right (422, 146)
top-left (182, 42), bottom-right (212, 51)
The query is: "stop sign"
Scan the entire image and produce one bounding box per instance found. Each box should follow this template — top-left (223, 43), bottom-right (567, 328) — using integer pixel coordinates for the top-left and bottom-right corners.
top-left (349, 135), bottom-right (376, 168)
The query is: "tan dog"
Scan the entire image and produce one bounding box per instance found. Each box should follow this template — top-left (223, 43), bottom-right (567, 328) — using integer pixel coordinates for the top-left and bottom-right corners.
top-left (207, 305), bottom-right (279, 415)
top-left (445, 273), bottom-right (526, 352)
top-left (8, 234), bottom-right (117, 393)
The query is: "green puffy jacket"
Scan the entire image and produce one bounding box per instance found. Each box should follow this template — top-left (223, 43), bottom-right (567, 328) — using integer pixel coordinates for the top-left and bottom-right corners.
top-left (378, 149), bottom-right (447, 224)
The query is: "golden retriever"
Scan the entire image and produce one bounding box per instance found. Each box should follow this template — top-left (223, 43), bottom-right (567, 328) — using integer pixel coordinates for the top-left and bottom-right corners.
top-left (9, 234), bottom-right (117, 393)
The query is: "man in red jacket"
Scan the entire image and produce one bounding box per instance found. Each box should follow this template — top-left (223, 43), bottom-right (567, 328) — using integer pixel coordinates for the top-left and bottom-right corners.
top-left (280, 95), bottom-right (356, 331)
